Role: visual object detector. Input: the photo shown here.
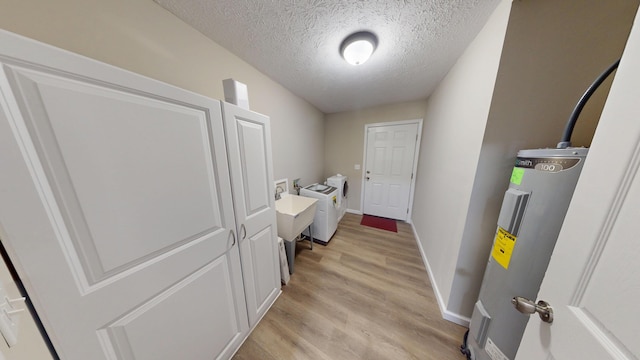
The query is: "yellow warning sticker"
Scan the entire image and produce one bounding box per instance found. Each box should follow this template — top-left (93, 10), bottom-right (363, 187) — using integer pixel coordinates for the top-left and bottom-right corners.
top-left (492, 227), bottom-right (517, 270)
top-left (510, 167), bottom-right (524, 185)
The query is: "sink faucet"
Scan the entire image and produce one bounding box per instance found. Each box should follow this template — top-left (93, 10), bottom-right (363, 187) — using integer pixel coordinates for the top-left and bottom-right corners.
top-left (275, 185), bottom-right (284, 200)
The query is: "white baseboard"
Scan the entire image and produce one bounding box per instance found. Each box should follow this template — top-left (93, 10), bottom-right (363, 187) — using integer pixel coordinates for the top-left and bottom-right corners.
top-left (410, 222), bottom-right (470, 327)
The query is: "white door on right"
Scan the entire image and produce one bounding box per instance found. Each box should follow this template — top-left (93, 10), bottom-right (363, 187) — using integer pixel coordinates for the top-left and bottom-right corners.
top-left (517, 11), bottom-right (640, 360)
top-left (363, 122), bottom-right (419, 221)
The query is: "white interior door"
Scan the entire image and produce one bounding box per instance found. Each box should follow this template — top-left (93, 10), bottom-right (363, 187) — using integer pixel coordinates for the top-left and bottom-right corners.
top-left (222, 103), bottom-right (280, 327)
top-left (363, 122), bottom-right (420, 220)
top-left (0, 31), bottom-right (248, 359)
top-left (517, 14), bottom-right (640, 360)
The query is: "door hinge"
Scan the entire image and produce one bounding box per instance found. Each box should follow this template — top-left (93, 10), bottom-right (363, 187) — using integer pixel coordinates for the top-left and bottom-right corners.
top-left (411, 173), bottom-right (413, 180)
top-left (407, 208), bottom-right (409, 214)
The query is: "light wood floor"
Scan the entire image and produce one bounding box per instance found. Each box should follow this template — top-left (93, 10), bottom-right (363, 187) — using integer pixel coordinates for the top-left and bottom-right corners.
top-left (233, 213), bottom-right (467, 360)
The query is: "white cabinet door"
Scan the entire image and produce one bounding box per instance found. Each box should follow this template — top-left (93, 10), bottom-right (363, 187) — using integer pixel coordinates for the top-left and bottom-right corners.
top-left (363, 123), bottom-right (419, 220)
top-left (0, 31), bottom-right (248, 360)
top-left (222, 102), bottom-right (280, 327)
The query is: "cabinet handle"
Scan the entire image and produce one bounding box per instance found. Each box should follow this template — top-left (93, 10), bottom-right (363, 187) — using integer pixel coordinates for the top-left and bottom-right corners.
top-left (240, 224), bottom-right (247, 240)
top-left (230, 230), bottom-right (236, 246)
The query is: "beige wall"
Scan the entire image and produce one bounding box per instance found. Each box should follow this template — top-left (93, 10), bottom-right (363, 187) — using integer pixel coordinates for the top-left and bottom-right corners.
top-left (448, 0), bottom-right (638, 318)
top-left (324, 100), bottom-right (429, 211)
top-left (411, 0), bottom-right (511, 323)
top-left (0, 0), bottom-right (325, 187)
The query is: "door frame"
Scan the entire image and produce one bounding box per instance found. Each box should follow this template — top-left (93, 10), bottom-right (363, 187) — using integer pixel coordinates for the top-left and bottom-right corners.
top-left (360, 119), bottom-right (423, 222)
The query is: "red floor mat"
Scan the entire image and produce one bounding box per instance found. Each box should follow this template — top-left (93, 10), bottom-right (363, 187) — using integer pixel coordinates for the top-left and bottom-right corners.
top-left (360, 214), bottom-right (397, 232)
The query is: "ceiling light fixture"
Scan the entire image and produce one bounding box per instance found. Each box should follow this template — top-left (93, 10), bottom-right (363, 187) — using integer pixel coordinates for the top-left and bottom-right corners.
top-left (340, 31), bottom-right (378, 66)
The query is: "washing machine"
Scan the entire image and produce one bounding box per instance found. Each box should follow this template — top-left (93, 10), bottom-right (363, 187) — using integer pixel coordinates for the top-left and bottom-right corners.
top-left (327, 174), bottom-right (348, 221)
top-left (300, 183), bottom-right (338, 244)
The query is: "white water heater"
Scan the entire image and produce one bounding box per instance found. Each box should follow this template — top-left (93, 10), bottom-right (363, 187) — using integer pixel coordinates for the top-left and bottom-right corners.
top-left (465, 147), bottom-right (587, 360)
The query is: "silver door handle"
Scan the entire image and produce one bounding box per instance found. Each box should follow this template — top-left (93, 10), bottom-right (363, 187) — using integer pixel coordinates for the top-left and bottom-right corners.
top-left (512, 296), bottom-right (553, 323)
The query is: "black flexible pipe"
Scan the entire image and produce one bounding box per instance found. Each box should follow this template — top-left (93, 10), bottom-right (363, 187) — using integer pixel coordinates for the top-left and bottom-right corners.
top-left (557, 59), bottom-right (620, 149)
top-left (460, 329), bottom-right (472, 359)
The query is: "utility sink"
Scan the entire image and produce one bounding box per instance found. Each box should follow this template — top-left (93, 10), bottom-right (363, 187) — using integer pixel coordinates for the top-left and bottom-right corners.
top-left (275, 195), bottom-right (318, 241)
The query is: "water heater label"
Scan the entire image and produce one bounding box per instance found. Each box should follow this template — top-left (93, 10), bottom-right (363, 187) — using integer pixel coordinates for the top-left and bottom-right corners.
top-left (515, 157), bottom-right (581, 172)
top-left (485, 338), bottom-right (510, 360)
top-left (492, 227), bottom-right (517, 270)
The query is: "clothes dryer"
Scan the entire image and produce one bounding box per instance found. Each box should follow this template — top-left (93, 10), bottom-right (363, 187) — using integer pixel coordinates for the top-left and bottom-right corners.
top-left (327, 174), bottom-right (348, 221)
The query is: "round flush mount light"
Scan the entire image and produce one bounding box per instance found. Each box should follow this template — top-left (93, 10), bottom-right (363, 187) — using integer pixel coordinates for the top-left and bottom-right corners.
top-left (340, 31), bottom-right (378, 66)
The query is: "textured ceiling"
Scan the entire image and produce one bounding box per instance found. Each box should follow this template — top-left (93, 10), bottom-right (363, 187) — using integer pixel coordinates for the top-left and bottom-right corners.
top-left (154, 0), bottom-right (501, 114)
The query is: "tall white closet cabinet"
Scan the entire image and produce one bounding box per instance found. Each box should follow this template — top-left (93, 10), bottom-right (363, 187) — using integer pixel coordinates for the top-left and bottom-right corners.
top-left (0, 30), bottom-right (280, 359)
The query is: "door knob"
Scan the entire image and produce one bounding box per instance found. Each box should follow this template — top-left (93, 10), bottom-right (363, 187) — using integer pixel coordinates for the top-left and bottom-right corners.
top-left (366, 170), bottom-right (370, 174)
top-left (511, 296), bottom-right (553, 323)
top-left (366, 177), bottom-right (370, 180)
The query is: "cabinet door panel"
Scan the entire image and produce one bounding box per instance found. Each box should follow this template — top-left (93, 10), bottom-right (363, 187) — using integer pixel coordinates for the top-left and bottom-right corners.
top-left (0, 31), bottom-right (248, 360)
top-left (222, 102), bottom-right (280, 326)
